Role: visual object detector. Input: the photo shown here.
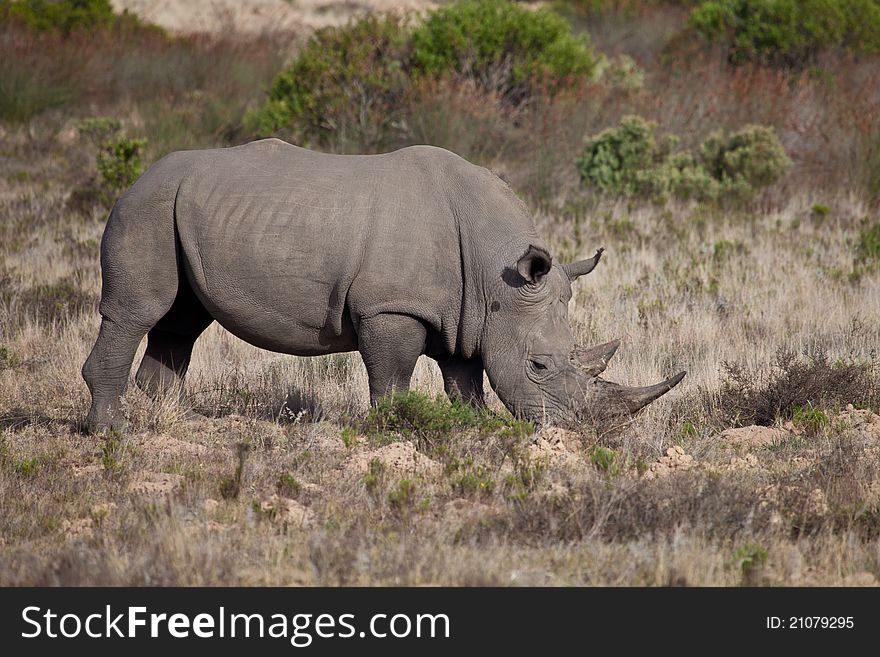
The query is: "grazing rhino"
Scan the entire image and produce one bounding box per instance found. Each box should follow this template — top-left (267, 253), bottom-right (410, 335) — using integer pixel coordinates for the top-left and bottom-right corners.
top-left (82, 138), bottom-right (684, 433)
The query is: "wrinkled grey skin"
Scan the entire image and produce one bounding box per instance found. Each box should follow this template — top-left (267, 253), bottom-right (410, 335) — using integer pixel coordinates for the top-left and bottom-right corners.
top-left (82, 139), bottom-right (684, 433)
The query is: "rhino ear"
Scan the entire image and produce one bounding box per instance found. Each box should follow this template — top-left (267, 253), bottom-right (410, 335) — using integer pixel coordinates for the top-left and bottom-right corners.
top-left (516, 245), bottom-right (552, 284)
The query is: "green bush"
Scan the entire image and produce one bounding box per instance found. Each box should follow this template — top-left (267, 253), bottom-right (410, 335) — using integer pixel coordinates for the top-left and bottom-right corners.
top-left (689, 0), bottom-right (880, 66)
top-left (575, 115), bottom-right (790, 202)
top-left (246, 1), bottom-right (598, 146)
top-left (76, 116), bottom-right (121, 142)
top-left (0, 346), bottom-right (18, 369)
top-left (856, 219), bottom-right (880, 267)
top-left (411, 0), bottom-right (597, 102)
top-left (365, 390), bottom-right (531, 449)
top-left (97, 136), bottom-right (147, 191)
top-left (1, 0), bottom-right (117, 34)
top-left (244, 15), bottom-right (410, 148)
top-left (699, 124), bottom-right (792, 197)
top-left (0, 59), bottom-right (73, 123)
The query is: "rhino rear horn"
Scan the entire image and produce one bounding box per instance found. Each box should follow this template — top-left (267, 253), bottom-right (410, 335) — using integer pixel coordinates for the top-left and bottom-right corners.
top-left (573, 338), bottom-right (620, 376)
top-left (618, 371), bottom-right (687, 414)
top-left (562, 247), bottom-right (604, 281)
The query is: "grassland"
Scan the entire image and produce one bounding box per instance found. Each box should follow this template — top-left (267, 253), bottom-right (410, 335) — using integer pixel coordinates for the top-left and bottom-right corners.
top-left (1, 1), bottom-right (880, 586)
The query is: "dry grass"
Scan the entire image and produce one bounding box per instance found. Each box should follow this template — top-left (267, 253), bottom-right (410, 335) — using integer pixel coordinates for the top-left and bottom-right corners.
top-left (2, 2), bottom-right (880, 586)
top-left (2, 161), bottom-right (880, 584)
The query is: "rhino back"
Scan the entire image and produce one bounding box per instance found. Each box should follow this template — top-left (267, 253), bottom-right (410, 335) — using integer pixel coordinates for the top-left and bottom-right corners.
top-left (173, 139), bottom-right (473, 355)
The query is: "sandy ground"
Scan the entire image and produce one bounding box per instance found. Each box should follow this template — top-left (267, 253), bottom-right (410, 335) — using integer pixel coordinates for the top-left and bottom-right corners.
top-left (111, 0), bottom-right (439, 33)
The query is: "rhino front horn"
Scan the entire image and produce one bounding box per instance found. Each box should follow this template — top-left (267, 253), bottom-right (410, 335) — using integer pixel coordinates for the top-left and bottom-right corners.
top-left (573, 338), bottom-right (620, 376)
top-left (619, 371), bottom-right (687, 414)
top-left (562, 247), bottom-right (604, 281)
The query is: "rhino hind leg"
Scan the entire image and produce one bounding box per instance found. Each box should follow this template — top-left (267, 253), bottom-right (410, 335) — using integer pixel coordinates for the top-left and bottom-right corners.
top-left (135, 276), bottom-right (214, 416)
top-left (82, 317), bottom-right (154, 434)
top-left (82, 193), bottom-right (181, 434)
top-left (435, 355), bottom-right (486, 408)
top-left (359, 313), bottom-right (427, 404)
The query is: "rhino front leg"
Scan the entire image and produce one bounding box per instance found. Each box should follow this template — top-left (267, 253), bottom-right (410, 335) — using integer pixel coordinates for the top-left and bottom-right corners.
top-left (435, 355), bottom-right (486, 408)
top-left (359, 313), bottom-right (427, 404)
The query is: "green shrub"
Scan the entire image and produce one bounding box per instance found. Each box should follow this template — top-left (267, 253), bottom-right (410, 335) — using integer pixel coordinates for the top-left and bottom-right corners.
top-left (388, 478), bottom-right (417, 514)
top-left (447, 457), bottom-right (495, 497)
top-left (0, 346), bottom-right (18, 369)
top-left (97, 136), bottom-right (147, 191)
top-left (0, 57), bottom-right (73, 123)
top-left (276, 472), bottom-right (302, 498)
top-left (411, 0), bottom-right (597, 102)
top-left (733, 542), bottom-right (768, 584)
top-left (76, 116), bottom-right (121, 142)
top-left (246, 1), bottom-right (598, 146)
top-left (364, 458), bottom-right (385, 498)
top-left (13, 457), bottom-right (42, 477)
top-left (595, 53), bottom-right (645, 89)
top-left (2, 0), bottom-right (117, 34)
top-left (699, 125), bottom-right (792, 197)
top-left (502, 455), bottom-right (545, 501)
top-left (219, 443), bottom-right (249, 500)
top-left (575, 115), bottom-right (789, 203)
top-left (590, 445), bottom-right (617, 473)
top-left (575, 115), bottom-right (665, 196)
top-left (791, 403), bottom-right (829, 433)
top-left (689, 0), bottom-right (880, 66)
top-left (244, 14), bottom-right (410, 148)
top-left (856, 219), bottom-right (880, 267)
top-left (365, 390), bottom-right (531, 449)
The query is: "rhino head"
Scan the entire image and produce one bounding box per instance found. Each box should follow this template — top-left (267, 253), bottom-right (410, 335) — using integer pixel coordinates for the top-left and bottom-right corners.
top-left (481, 244), bottom-right (685, 428)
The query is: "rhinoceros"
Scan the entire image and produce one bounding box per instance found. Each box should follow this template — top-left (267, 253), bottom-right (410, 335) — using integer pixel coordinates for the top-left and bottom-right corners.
top-left (82, 138), bottom-right (684, 433)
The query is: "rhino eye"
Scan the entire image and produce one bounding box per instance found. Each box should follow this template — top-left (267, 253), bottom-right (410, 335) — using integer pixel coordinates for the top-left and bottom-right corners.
top-left (530, 359), bottom-right (548, 371)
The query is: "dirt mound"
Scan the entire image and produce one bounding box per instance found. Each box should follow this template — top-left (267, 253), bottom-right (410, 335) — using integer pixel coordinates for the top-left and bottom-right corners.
top-left (342, 441), bottom-right (441, 480)
top-left (716, 425), bottom-right (789, 449)
top-left (836, 405), bottom-right (880, 444)
top-left (722, 452), bottom-right (761, 472)
top-left (643, 445), bottom-right (695, 480)
top-left (527, 428), bottom-right (583, 468)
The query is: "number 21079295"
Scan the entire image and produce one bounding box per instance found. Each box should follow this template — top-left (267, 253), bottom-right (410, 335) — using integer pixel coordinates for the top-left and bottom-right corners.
top-left (766, 617), bottom-right (854, 629)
